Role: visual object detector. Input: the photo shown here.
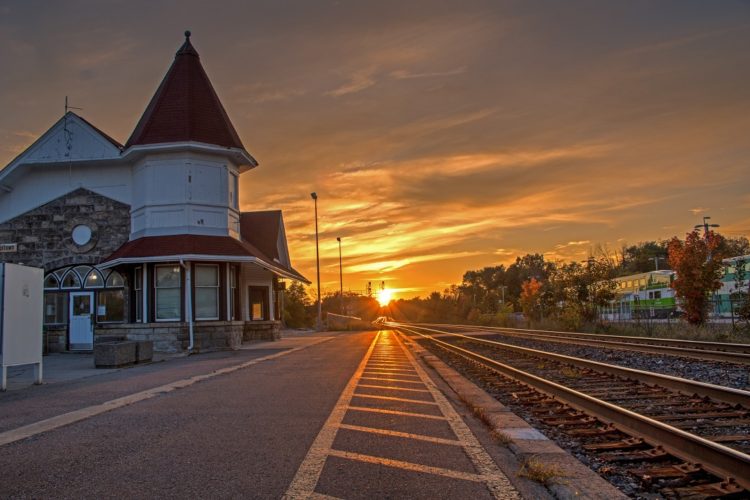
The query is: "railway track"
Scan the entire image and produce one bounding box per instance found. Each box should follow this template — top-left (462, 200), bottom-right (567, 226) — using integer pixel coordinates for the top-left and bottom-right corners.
top-left (387, 322), bottom-right (750, 498)
top-left (412, 322), bottom-right (750, 365)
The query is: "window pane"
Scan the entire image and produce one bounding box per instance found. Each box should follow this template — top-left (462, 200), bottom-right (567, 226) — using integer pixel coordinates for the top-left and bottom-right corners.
top-left (85, 270), bottom-right (104, 288)
top-left (62, 272), bottom-right (82, 288)
top-left (195, 265), bottom-right (218, 286)
top-left (156, 266), bottom-right (181, 287)
top-left (44, 275), bottom-right (59, 289)
top-left (97, 290), bottom-right (125, 322)
top-left (195, 288), bottom-right (218, 319)
top-left (156, 289), bottom-right (181, 320)
top-left (135, 289), bottom-right (143, 322)
top-left (252, 302), bottom-right (263, 320)
top-left (44, 292), bottom-right (67, 324)
top-left (106, 271), bottom-right (124, 288)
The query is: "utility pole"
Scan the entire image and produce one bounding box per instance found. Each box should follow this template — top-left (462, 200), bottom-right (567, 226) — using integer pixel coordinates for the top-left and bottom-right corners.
top-left (694, 215), bottom-right (720, 316)
top-left (695, 215), bottom-right (720, 240)
top-left (650, 256), bottom-right (665, 271)
top-left (337, 236), bottom-right (343, 314)
top-left (311, 192), bottom-right (322, 330)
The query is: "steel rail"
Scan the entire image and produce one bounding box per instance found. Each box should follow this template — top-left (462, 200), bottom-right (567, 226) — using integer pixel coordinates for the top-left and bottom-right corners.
top-left (413, 322), bottom-right (750, 364)
top-left (418, 322), bottom-right (750, 354)
top-left (392, 323), bottom-right (750, 491)
top-left (392, 322), bottom-right (750, 406)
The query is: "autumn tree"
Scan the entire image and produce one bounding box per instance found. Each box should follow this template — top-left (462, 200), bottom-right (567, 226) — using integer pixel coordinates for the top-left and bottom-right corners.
top-left (519, 278), bottom-right (543, 321)
top-left (283, 282), bottom-right (312, 328)
top-left (667, 230), bottom-right (726, 325)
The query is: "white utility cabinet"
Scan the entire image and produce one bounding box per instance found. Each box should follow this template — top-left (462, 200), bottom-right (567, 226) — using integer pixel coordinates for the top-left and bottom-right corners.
top-left (0, 263), bottom-right (43, 390)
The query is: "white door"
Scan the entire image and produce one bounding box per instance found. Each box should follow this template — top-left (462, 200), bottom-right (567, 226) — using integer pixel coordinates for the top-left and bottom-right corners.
top-left (69, 292), bottom-right (94, 350)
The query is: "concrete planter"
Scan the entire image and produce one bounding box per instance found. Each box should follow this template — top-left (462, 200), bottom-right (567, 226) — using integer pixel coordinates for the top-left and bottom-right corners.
top-left (135, 340), bottom-right (154, 363)
top-left (94, 341), bottom-right (136, 368)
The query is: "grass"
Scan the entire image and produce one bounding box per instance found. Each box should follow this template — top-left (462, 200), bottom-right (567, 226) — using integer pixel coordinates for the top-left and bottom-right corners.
top-left (517, 455), bottom-right (566, 485)
top-left (528, 317), bottom-right (750, 343)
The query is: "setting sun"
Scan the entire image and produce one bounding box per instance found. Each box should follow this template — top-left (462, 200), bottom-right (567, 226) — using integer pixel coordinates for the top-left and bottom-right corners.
top-left (376, 288), bottom-right (394, 307)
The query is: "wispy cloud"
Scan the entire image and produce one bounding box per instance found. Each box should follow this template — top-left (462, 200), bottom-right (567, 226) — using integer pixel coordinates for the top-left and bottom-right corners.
top-left (390, 66), bottom-right (467, 80)
top-left (326, 69), bottom-right (377, 96)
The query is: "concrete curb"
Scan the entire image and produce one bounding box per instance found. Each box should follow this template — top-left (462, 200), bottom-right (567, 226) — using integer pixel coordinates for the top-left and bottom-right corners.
top-left (404, 338), bottom-right (627, 500)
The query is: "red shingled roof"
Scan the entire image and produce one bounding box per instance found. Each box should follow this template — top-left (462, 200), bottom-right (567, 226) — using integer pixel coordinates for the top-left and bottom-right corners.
top-left (125, 32), bottom-right (246, 151)
top-left (102, 234), bottom-right (308, 283)
top-left (240, 210), bottom-right (282, 262)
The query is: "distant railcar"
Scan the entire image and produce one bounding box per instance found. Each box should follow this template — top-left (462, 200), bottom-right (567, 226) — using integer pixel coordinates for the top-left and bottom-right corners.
top-left (600, 270), bottom-right (678, 321)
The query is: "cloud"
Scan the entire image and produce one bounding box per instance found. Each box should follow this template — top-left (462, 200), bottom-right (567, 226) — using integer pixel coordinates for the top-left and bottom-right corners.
top-left (326, 69), bottom-right (377, 96)
top-left (390, 66), bottom-right (467, 79)
top-left (346, 251), bottom-right (484, 273)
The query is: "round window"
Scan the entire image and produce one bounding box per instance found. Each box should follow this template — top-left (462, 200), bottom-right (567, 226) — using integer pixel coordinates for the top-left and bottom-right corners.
top-left (71, 225), bottom-right (92, 246)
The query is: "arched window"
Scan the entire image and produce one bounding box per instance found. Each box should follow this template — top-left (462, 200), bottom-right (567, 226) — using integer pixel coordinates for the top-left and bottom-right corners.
top-left (106, 271), bottom-right (124, 288)
top-left (54, 267), bottom-right (71, 280)
top-left (74, 266), bottom-right (92, 281)
top-left (44, 274), bottom-right (59, 290)
top-left (61, 270), bottom-right (82, 289)
top-left (85, 269), bottom-right (104, 288)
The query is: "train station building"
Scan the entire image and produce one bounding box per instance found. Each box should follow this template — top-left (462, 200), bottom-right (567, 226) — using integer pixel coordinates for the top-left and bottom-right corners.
top-left (0, 32), bottom-right (308, 353)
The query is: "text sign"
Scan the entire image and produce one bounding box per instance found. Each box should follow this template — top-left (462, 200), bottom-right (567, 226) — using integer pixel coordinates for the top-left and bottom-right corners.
top-left (0, 243), bottom-right (17, 253)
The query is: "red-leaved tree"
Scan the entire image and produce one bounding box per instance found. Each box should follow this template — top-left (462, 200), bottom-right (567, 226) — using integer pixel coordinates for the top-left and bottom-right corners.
top-left (520, 277), bottom-right (543, 321)
top-left (667, 230), bottom-right (725, 325)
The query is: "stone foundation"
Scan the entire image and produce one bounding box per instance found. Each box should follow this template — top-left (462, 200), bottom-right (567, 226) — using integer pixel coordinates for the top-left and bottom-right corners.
top-left (43, 326), bottom-right (68, 354)
top-left (44, 320), bottom-right (280, 354)
top-left (242, 321), bottom-right (281, 342)
top-left (97, 321), bottom-right (247, 353)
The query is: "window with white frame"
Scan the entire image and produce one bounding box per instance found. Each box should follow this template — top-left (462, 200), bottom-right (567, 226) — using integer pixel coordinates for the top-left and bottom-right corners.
top-left (44, 292), bottom-right (67, 325)
top-left (229, 265), bottom-right (238, 320)
top-left (134, 267), bottom-right (143, 322)
top-left (155, 265), bottom-right (181, 321)
top-left (195, 264), bottom-right (219, 320)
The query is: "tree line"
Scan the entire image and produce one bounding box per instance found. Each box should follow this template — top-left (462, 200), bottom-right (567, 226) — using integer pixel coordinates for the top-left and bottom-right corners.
top-left (388, 233), bottom-right (750, 329)
top-left (282, 232), bottom-right (749, 330)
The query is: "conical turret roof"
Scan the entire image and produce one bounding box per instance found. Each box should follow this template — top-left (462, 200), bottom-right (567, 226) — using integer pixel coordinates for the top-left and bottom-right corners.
top-left (125, 31), bottom-right (246, 151)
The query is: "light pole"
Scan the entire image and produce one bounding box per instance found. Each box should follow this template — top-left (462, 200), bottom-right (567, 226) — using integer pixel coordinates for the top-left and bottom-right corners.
top-left (650, 256), bottom-right (665, 271)
top-left (311, 192), bottom-right (322, 330)
top-left (695, 216), bottom-right (720, 239)
top-left (337, 236), bottom-right (343, 314)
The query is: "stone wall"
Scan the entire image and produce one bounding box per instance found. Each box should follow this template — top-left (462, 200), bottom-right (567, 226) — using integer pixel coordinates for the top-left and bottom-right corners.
top-left (44, 325), bottom-right (67, 353)
top-left (97, 321), bottom-right (245, 353)
top-left (0, 187), bottom-right (130, 271)
top-left (243, 320), bottom-right (281, 342)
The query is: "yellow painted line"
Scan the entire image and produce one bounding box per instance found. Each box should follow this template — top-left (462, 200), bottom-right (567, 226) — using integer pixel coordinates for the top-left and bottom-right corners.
top-left (347, 406), bottom-right (446, 420)
top-left (352, 393), bottom-right (438, 405)
top-left (328, 449), bottom-right (484, 482)
top-left (394, 333), bottom-right (520, 499)
top-left (338, 423), bottom-right (461, 446)
top-left (0, 337), bottom-right (335, 448)
top-left (364, 366), bottom-right (417, 371)
top-left (359, 376), bottom-right (425, 384)
top-left (363, 370), bottom-right (419, 377)
top-left (283, 332), bottom-right (381, 499)
top-left (357, 384), bottom-right (431, 393)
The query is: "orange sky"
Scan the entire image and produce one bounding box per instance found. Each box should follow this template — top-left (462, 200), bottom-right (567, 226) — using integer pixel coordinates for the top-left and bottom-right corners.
top-left (1, 1), bottom-right (749, 299)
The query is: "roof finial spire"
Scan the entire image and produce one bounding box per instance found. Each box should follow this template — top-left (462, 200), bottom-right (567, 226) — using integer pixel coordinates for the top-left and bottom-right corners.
top-left (185, 30), bottom-right (191, 40)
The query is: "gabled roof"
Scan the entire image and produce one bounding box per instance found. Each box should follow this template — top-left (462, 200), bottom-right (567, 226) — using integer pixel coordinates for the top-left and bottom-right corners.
top-left (125, 31), bottom-right (246, 152)
top-left (0, 112), bottom-right (122, 184)
top-left (100, 234), bottom-right (308, 284)
top-left (240, 210), bottom-right (282, 261)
